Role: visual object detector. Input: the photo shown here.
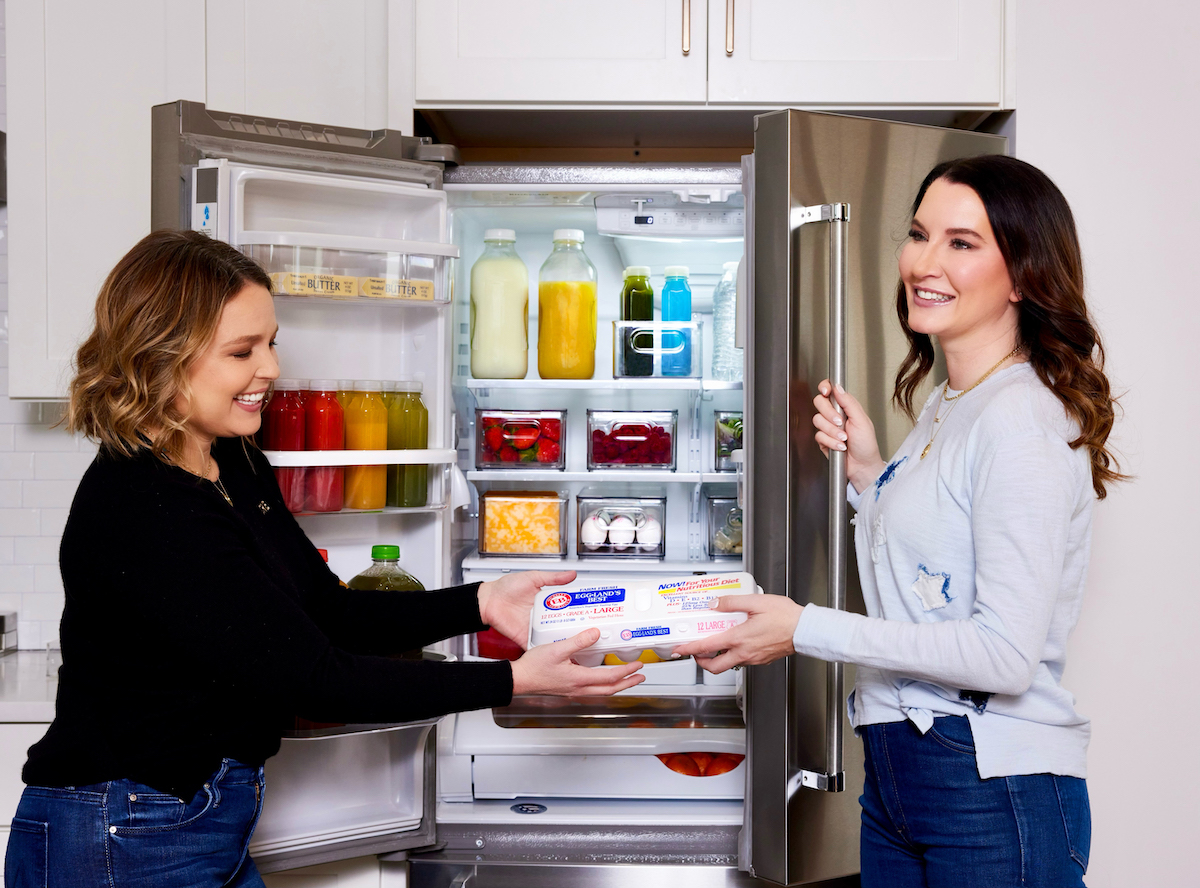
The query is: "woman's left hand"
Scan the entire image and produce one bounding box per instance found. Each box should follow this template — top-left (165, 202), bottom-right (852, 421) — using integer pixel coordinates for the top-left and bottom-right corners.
top-left (670, 594), bottom-right (804, 674)
top-left (477, 571), bottom-right (576, 650)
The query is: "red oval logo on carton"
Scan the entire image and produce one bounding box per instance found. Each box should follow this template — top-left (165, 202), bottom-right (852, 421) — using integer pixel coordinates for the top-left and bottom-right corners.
top-left (544, 592), bottom-right (573, 610)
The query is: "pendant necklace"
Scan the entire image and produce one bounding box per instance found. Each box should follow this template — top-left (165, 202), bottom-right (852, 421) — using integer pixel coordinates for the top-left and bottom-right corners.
top-left (920, 345), bottom-right (1022, 460)
top-left (207, 452), bottom-right (234, 507)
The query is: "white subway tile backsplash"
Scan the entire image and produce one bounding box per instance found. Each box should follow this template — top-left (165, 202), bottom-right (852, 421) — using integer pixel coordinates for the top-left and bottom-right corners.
top-left (32, 567), bottom-right (63, 595)
top-left (21, 479), bottom-right (80, 508)
top-left (0, 479), bottom-right (20, 506)
top-left (17, 621), bottom-right (43, 651)
top-left (22, 591), bottom-right (63, 621)
top-left (34, 451), bottom-right (95, 480)
top-left (0, 453), bottom-right (34, 480)
top-left (0, 509), bottom-right (41, 537)
top-left (13, 424), bottom-right (77, 453)
top-left (14, 537), bottom-right (58, 565)
top-left (0, 593), bottom-right (20, 613)
top-left (0, 539), bottom-right (12, 564)
top-left (0, 424), bottom-right (13, 451)
top-left (0, 565), bottom-right (34, 594)
top-left (38, 509), bottom-right (69, 538)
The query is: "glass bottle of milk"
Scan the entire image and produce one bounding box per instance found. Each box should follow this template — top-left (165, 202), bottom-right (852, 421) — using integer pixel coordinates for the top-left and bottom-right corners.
top-left (470, 229), bottom-right (529, 379)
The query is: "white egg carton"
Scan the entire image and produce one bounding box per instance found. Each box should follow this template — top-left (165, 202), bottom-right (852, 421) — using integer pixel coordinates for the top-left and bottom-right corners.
top-left (576, 487), bottom-right (666, 559)
top-left (529, 572), bottom-right (762, 667)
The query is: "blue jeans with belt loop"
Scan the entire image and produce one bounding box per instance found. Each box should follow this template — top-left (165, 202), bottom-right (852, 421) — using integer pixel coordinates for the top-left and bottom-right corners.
top-left (4, 758), bottom-right (266, 888)
top-left (859, 715), bottom-right (1091, 887)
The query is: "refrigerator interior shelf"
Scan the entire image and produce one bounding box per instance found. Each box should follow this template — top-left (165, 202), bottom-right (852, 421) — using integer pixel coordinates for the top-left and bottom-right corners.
top-left (293, 503), bottom-right (449, 518)
top-left (265, 448), bottom-right (457, 467)
top-left (461, 551), bottom-right (743, 574)
top-left (239, 230), bottom-right (460, 258)
top-left (465, 378), bottom-right (742, 393)
top-left (467, 471), bottom-right (736, 485)
top-left (272, 293), bottom-right (451, 309)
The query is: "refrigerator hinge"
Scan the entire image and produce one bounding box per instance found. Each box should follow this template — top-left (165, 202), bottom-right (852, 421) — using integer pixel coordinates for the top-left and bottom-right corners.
top-left (794, 769), bottom-right (846, 793)
top-left (791, 202), bottom-right (850, 228)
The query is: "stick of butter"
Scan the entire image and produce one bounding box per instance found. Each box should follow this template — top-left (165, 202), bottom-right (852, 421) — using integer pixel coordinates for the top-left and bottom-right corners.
top-left (528, 572), bottom-right (761, 667)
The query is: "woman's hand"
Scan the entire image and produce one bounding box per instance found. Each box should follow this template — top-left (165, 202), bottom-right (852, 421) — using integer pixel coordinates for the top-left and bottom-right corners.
top-left (511, 629), bottom-right (645, 696)
top-left (812, 380), bottom-right (886, 494)
top-left (477, 570), bottom-right (576, 650)
top-left (669, 594), bottom-right (804, 674)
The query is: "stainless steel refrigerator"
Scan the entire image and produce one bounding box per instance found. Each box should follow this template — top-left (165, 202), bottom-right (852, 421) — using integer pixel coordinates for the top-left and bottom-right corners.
top-left (742, 110), bottom-right (1004, 885)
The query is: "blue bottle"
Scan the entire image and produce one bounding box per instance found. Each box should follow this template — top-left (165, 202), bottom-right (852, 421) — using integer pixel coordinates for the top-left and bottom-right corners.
top-left (660, 266), bottom-right (692, 376)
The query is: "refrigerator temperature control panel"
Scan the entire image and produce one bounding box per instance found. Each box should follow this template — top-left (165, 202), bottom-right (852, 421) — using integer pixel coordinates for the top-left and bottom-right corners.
top-left (596, 207), bottom-right (744, 237)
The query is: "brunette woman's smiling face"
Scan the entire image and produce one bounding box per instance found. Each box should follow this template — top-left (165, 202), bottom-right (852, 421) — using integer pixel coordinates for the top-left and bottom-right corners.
top-left (899, 178), bottom-right (1021, 353)
top-left (178, 283), bottom-right (279, 448)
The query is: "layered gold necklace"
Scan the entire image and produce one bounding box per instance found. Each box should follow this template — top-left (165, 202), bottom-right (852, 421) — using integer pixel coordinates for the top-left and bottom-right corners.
top-left (920, 345), bottom-right (1022, 460)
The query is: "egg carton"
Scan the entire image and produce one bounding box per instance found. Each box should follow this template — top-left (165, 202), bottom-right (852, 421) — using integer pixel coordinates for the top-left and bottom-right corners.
top-left (529, 572), bottom-right (762, 667)
top-left (576, 489), bottom-right (666, 559)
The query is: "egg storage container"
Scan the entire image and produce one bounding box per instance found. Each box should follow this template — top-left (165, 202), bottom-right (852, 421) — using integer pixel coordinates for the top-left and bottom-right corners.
top-left (705, 485), bottom-right (743, 559)
top-left (611, 321), bottom-right (704, 379)
top-left (475, 409), bottom-right (566, 470)
top-left (587, 410), bottom-right (677, 471)
top-left (714, 411), bottom-right (743, 472)
top-left (576, 486), bottom-right (667, 559)
top-left (478, 490), bottom-right (568, 557)
top-left (529, 573), bottom-right (762, 667)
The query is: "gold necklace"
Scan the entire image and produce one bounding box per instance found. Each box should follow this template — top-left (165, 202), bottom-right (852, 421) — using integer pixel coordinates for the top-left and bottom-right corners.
top-left (920, 345), bottom-right (1022, 460)
top-left (206, 452), bottom-right (233, 508)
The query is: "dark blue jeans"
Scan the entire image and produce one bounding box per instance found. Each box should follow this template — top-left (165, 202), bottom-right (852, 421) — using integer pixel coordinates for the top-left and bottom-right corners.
top-left (860, 716), bottom-right (1090, 887)
top-left (5, 758), bottom-right (266, 888)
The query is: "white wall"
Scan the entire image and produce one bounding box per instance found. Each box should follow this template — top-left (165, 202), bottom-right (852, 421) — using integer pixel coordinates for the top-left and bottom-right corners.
top-left (0, 0), bottom-right (95, 652)
top-left (1016, 4), bottom-right (1200, 885)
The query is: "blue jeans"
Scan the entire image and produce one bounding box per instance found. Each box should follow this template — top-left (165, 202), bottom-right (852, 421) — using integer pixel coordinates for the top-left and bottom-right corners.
top-left (859, 716), bottom-right (1090, 887)
top-left (4, 758), bottom-right (266, 888)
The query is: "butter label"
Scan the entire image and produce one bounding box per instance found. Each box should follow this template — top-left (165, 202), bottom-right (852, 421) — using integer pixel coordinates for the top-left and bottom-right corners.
top-left (358, 277), bottom-right (434, 300)
top-left (270, 272), bottom-right (358, 298)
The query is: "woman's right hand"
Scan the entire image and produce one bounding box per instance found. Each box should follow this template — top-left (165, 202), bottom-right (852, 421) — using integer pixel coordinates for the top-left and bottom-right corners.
top-left (812, 380), bottom-right (886, 494)
top-left (510, 629), bottom-right (645, 697)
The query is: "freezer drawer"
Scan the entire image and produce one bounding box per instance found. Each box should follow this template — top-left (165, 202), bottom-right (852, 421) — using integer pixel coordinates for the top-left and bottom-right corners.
top-left (472, 753), bottom-right (744, 801)
top-left (250, 720), bottom-right (437, 873)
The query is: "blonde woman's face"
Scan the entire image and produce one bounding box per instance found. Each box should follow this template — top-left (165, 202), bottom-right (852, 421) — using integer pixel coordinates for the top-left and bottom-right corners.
top-left (179, 283), bottom-right (279, 446)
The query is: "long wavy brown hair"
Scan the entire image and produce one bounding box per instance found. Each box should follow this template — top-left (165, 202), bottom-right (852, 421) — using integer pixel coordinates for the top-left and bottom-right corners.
top-left (893, 155), bottom-right (1124, 498)
top-left (66, 230), bottom-right (273, 462)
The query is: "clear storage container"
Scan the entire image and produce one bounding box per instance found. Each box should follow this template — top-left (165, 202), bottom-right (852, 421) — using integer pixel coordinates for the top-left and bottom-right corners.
top-left (247, 244), bottom-right (444, 302)
top-left (475, 409), bottom-right (566, 470)
top-left (478, 490), bottom-right (568, 557)
top-left (705, 486), bottom-right (743, 559)
top-left (714, 411), bottom-right (743, 472)
top-left (587, 410), bottom-right (677, 471)
top-left (611, 321), bottom-right (704, 379)
top-left (576, 486), bottom-right (666, 559)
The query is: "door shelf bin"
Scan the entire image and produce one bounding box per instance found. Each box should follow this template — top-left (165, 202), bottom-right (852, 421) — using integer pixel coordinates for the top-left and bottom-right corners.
top-left (246, 243), bottom-right (449, 303)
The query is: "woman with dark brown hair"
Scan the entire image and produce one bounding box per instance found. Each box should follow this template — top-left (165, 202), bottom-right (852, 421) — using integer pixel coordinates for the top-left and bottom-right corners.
top-left (3, 230), bottom-right (642, 888)
top-left (675, 156), bottom-right (1119, 886)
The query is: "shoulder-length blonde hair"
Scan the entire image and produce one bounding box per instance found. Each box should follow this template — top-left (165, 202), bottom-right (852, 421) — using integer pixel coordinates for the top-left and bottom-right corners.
top-left (66, 230), bottom-right (273, 461)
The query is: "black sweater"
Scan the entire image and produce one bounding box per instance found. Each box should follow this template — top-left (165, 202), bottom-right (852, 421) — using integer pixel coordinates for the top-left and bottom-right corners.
top-left (23, 438), bottom-right (512, 799)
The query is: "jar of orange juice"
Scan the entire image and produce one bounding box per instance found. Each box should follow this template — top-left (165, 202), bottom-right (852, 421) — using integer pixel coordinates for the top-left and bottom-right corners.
top-left (537, 229), bottom-right (597, 379)
top-left (343, 380), bottom-right (387, 510)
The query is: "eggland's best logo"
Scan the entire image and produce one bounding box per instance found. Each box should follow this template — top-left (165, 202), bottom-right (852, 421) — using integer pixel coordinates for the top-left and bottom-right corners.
top-left (620, 629), bottom-right (633, 640)
top-left (544, 592), bottom-right (573, 610)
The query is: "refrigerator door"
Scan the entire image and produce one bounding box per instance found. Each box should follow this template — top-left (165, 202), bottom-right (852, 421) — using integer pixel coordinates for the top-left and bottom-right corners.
top-left (744, 110), bottom-right (1005, 885)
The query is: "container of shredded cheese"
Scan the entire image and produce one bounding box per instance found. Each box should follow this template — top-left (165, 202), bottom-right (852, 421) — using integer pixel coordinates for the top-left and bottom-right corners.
top-left (479, 490), bottom-right (568, 556)
top-left (529, 572), bottom-right (761, 666)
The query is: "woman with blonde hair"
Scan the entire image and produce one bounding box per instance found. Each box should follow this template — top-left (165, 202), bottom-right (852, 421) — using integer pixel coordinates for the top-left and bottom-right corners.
top-left (3, 230), bottom-right (642, 888)
top-left (675, 155), bottom-right (1120, 887)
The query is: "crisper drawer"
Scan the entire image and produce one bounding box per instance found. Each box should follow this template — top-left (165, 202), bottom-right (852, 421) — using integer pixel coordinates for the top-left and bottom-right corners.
top-left (250, 720), bottom-right (437, 873)
top-left (472, 753), bottom-right (744, 801)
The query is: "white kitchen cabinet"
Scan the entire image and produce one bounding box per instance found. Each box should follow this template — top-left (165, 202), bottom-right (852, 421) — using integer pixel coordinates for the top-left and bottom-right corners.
top-left (205, 0), bottom-right (404, 131)
top-left (6, 0), bottom-right (206, 399)
top-left (413, 0), bottom-right (706, 104)
top-left (707, 0), bottom-right (1009, 106)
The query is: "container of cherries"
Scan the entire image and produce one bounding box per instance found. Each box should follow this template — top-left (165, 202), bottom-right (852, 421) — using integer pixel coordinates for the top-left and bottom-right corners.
top-left (476, 409), bottom-right (566, 470)
top-left (586, 410), bottom-right (677, 471)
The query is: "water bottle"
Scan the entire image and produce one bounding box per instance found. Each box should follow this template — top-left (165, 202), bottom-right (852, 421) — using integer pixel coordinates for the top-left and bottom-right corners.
top-left (660, 266), bottom-right (692, 377)
top-left (711, 260), bottom-right (743, 381)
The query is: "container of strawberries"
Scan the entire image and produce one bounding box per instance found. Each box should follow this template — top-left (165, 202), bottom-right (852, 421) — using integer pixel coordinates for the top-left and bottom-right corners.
top-left (587, 410), bottom-right (677, 471)
top-left (475, 409), bottom-right (566, 470)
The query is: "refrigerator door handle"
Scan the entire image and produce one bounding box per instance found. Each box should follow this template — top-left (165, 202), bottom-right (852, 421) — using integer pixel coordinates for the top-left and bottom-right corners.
top-left (791, 201), bottom-right (850, 794)
top-left (682, 0), bottom-right (691, 55)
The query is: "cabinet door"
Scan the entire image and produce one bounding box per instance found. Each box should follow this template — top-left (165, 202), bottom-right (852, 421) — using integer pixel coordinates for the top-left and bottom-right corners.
top-left (708, 0), bottom-right (1006, 105)
top-left (206, 0), bottom-right (391, 130)
top-left (7, 0), bottom-right (206, 399)
top-left (414, 0), bottom-right (705, 103)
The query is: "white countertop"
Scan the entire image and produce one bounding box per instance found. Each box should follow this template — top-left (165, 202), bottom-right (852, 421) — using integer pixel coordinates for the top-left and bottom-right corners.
top-left (0, 653), bottom-right (58, 722)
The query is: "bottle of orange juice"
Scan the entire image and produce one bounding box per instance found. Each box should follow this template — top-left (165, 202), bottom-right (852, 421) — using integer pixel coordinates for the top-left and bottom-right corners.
top-left (343, 381), bottom-right (387, 510)
top-left (537, 229), bottom-right (597, 379)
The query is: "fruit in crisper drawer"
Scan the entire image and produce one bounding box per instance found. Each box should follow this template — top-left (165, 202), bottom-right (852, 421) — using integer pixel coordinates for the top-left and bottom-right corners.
top-left (705, 754), bottom-right (744, 776)
top-left (590, 423), bottom-right (672, 465)
top-left (657, 754), bottom-right (702, 777)
top-left (655, 752), bottom-right (745, 777)
top-left (689, 752), bottom-right (715, 775)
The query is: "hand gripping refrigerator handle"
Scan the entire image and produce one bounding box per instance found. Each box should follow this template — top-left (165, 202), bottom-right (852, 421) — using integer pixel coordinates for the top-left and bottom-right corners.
top-left (790, 202), bottom-right (850, 794)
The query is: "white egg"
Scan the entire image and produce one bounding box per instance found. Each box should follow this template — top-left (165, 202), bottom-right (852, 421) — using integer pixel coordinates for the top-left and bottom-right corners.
top-left (636, 516), bottom-right (663, 550)
top-left (607, 515), bottom-right (636, 550)
top-left (579, 514), bottom-right (609, 550)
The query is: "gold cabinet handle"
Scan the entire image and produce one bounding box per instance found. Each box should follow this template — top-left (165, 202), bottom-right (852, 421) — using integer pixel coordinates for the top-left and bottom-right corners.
top-left (725, 0), bottom-right (735, 54)
top-left (682, 0), bottom-right (691, 55)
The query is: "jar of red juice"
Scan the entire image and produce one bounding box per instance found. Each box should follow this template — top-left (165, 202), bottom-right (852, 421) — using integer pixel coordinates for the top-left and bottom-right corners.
top-left (262, 379), bottom-right (307, 512)
top-left (304, 379), bottom-right (344, 512)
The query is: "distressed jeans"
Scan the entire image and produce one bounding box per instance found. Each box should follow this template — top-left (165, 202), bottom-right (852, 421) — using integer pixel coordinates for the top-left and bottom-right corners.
top-left (860, 716), bottom-right (1090, 888)
top-left (4, 758), bottom-right (266, 888)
